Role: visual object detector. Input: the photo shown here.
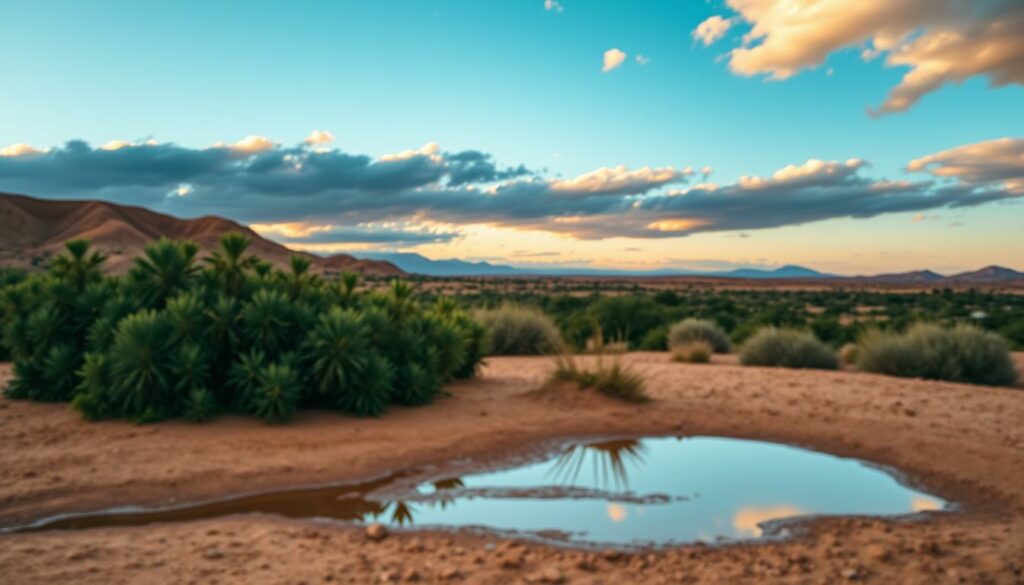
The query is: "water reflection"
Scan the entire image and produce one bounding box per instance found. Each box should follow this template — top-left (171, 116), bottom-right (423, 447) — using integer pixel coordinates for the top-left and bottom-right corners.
top-left (13, 436), bottom-right (949, 546)
top-left (547, 439), bottom-right (647, 490)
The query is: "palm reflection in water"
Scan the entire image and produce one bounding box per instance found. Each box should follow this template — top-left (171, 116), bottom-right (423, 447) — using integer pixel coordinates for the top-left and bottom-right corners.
top-left (546, 439), bottom-right (647, 490)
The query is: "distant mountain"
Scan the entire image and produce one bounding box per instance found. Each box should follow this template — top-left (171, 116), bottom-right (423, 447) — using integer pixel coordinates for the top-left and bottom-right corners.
top-left (718, 265), bottom-right (832, 279)
top-left (0, 192), bottom-right (403, 276)
top-left (946, 265), bottom-right (1024, 284)
top-left (853, 270), bottom-right (945, 284)
top-left (353, 252), bottom-right (521, 276)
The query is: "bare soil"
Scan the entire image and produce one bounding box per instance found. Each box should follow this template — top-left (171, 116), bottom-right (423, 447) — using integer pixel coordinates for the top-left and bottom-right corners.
top-left (1, 354), bottom-right (1022, 584)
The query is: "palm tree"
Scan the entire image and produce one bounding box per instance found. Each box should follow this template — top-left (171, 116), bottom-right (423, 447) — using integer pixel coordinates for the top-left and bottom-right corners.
top-left (129, 239), bottom-right (200, 308)
top-left (107, 310), bottom-right (176, 419)
top-left (50, 239), bottom-right (106, 291)
top-left (282, 255), bottom-right (318, 300)
top-left (240, 289), bottom-right (294, 358)
top-left (252, 363), bottom-right (301, 423)
top-left (204, 233), bottom-right (257, 296)
top-left (304, 307), bottom-right (369, 398)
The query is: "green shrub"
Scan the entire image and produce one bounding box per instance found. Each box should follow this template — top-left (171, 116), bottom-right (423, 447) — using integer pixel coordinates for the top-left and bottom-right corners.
top-left (855, 323), bottom-right (1018, 387)
top-left (183, 388), bottom-right (217, 422)
top-left (586, 296), bottom-right (667, 348)
top-left (672, 340), bottom-right (713, 364)
top-left (252, 363), bottom-right (301, 423)
top-left (667, 318), bottom-right (731, 353)
top-left (476, 304), bottom-right (561, 355)
top-left (739, 327), bottom-right (839, 370)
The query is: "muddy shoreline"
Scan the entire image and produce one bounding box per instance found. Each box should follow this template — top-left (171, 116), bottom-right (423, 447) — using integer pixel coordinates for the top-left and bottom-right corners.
top-left (2, 354), bottom-right (1023, 583)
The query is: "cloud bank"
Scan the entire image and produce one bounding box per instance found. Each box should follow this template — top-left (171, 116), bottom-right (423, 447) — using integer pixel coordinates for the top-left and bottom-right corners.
top-left (696, 0), bottom-right (1024, 113)
top-left (1, 134), bottom-right (1020, 245)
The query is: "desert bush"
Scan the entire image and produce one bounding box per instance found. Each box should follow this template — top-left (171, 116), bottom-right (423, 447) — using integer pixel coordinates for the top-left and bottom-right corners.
top-left (667, 318), bottom-right (731, 354)
top-left (739, 327), bottom-right (839, 370)
top-left (672, 340), bottom-right (713, 364)
top-left (839, 342), bottom-right (859, 365)
top-left (855, 323), bottom-right (1018, 387)
top-left (586, 296), bottom-right (667, 348)
top-left (548, 331), bottom-right (649, 403)
top-left (476, 304), bottom-right (561, 355)
top-left (0, 234), bottom-right (486, 424)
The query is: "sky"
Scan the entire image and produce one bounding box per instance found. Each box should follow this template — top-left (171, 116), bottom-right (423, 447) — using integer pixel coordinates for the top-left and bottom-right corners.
top-left (1, 0), bottom-right (1022, 274)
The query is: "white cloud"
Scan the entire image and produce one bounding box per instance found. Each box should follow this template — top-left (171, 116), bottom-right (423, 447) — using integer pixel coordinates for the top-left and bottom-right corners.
top-left (908, 137), bottom-right (1024, 194)
top-left (693, 15), bottom-right (733, 46)
top-left (544, 0), bottom-right (563, 13)
top-left (602, 48), bottom-right (627, 72)
top-left (551, 165), bottom-right (691, 195)
top-left (304, 130), bottom-right (335, 146)
top-left (710, 0), bottom-right (1024, 114)
top-left (0, 143), bottom-right (47, 157)
top-left (213, 135), bottom-right (276, 154)
top-left (378, 141), bottom-right (443, 163)
top-left (635, 54), bottom-right (650, 65)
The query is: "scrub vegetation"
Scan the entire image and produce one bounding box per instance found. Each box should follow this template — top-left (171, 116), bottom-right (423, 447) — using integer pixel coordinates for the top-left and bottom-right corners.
top-left (0, 236), bottom-right (485, 423)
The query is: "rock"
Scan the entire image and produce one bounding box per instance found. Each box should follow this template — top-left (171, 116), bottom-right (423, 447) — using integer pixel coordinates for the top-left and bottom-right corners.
top-left (499, 556), bottom-right (523, 570)
top-left (840, 567), bottom-right (859, 580)
top-left (574, 557), bottom-right (596, 571)
top-left (439, 567), bottom-right (460, 580)
top-left (864, 544), bottom-right (890, 562)
top-left (539, 568), bottom-right (566, 583)
top-left (378, 570), bottom-right (398, 582)
top-left (401, 569), bottom-right (421, 582)
top-left (365, 523), bottom-right (388, 542)
top-left (203, 548), bottom-right (224, 560)
top-left (601, 548), bottom-right (623, 562)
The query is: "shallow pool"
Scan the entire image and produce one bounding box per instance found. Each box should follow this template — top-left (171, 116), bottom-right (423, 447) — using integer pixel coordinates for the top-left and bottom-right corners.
top-left (16, 436), bottom-right (947, 546)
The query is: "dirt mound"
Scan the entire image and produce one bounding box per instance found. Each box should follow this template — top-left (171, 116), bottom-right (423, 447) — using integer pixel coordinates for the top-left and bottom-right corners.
top-left (0, 191), bottom-right (404, 276)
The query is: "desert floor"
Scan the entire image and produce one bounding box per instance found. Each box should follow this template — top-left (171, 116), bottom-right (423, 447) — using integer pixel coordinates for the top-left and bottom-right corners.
top-left (1, 354), bottom-right (1023, 584)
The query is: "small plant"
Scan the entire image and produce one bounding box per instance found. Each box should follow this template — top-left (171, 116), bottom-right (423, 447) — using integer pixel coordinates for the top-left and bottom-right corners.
top-left (839, 342), bottom-right (859, 365)
top-left (183, 387), bottom-right (217, 422)
top-left (667, 318), bottom-right (731, 354)
top-left (672, 340), bottom-right (713, 364)
top-left (548, 331), bottom-right (649, 403)
top-left (739, 327), bottom-right (839, 370)
top-left (476, 304), bottom-right (561, 355)
top-left (251, 363), bottom-right (301, 423)
top-left (855, 323), bottom-right (1018, 387)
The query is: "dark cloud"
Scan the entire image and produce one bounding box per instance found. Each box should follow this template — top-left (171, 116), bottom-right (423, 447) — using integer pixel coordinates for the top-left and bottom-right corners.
top-left (262, 225), bottom-right (457, 246)
top-left (1, 137), bottom-right (1020, 240)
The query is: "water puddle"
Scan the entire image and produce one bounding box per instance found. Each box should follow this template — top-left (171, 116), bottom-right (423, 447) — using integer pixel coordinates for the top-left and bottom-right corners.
top-left (13, 437), bottom-right (947, 546)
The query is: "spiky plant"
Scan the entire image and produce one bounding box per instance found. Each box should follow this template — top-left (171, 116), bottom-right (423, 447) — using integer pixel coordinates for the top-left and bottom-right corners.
top-left (387, 280), bottom-right (418, 322)
top-left (3, 360), bottom-right (43, 399)
top-left (204, 232), bottom-right (257, 296)
top-left (393, 359), bottom-right (441, 406)
top-left (240, 288), bottom-right (294, 358)
top-left (87, 294), bottom-right (140, 351)
top-left (183, 388), bottom-right (217, 422)
top-left (173, 342), bottom-right (211, 395)
top-left (129, 239), bottom-right (201, 308)
top-left (451, 314), bottom-right (487, 380)
top-left (49, 239), bottom-right (106, 291)
top-left (164, 292), bottom-right (208, 346)
top-left (26, 306), bottom-right (65, 353)
top-left (283, 255), bottom-right (317, 300)
top-left (251, 363), bottom-right (301, 423)
top-left (107, 310), bottom-right (177, 419)
top-left (40, 343), bottom-right (81, 401)
top-left (422, 316), bottom-right (467, 382)
top-left (228, 348), bottom-right (267, 410)
top-left (304, 307), bottom-right (370, 400)
top-left (338, 352), bottom-right (393, 417)
top-left (335, 272), bottom-right (360, 307)
top-left (72, 352), bottom-right (115, 420)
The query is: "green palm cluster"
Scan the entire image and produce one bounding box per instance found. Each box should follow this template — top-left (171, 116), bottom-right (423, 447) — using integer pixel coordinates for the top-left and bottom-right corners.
top-left (1, 234), bottom-right (484, 423)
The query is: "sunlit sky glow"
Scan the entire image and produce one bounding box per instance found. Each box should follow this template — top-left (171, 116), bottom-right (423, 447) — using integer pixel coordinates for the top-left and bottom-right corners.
top-left (1, 0), bottom-right (1022, 274)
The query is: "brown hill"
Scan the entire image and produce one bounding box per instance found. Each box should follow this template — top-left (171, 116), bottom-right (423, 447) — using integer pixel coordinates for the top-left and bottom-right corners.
top-left (0, 192), bottom-right (403, 276)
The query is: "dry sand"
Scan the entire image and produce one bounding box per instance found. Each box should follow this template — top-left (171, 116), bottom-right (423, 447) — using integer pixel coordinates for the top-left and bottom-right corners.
top-left (1, 354), bottom-right (1023, 584)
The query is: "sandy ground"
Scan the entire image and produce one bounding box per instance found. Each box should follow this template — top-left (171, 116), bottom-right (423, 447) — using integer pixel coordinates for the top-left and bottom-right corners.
top-left (1, 354), bottom-right (1023, 584)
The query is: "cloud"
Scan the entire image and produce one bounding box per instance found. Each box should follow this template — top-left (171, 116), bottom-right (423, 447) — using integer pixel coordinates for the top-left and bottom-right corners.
top-left (212, 135), bottom-right (277, 154)
top-left (304, 130), bottom-right (335, 146)
top-left (251, 222), bottom-right (457, 245)
top-left (603, 48), bottom-right (627, 72)
top-left (0, 135), bottom-right (1019, 242)
top-left (907, 137), bottom-right (1024, 194)
top-left (732, 505), bottom-right (806, 537)
top-left (0, 143), bottom-right (48, 157)
top-left (703, 0), bottom-right (1024, 113)
top-left (693, 15), bottom-right (733, 46)
top-left (544, 0), bottom-right (563, 13)
top-left (635, 54), bottom-right (650, 65)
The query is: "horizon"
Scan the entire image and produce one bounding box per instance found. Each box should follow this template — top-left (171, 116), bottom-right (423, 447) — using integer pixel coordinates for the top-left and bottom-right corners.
top-left (1, 1), bottom-right (1022, 275)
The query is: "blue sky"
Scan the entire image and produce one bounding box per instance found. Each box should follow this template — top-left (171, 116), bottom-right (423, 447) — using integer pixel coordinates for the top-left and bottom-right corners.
top-left (2, 0), bottom-right (1022, 273)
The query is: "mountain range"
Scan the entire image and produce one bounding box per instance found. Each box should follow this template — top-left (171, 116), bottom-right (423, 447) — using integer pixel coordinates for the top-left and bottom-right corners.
top-left (0, 192), bottom-right (402, 275)
top-left (1, 192), bottom-right (1021, 285)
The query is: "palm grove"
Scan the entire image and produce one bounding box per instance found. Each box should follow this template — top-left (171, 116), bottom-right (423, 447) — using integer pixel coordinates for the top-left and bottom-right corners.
top-left (0, 235), bottom-right (485, 423)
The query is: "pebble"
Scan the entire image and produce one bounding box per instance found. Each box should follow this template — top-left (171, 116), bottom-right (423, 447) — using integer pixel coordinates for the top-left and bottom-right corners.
top-left (539, 567), bottom-right (566, 583)
top-left (365, 523), bottom-right (388, 542)
top-left (203, 548), bottom-right (224, 560)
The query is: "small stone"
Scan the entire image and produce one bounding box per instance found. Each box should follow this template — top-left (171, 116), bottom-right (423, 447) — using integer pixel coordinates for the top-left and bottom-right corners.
top-left (378, 570), bottom-right (398, 583)
top-left (401, 569), bottom-right (421, 582)
top-left (863, 544), bottom-right (890, 562)
top-left (841, 567), bottom-right (859, 580)
top-left (203, 548), bottom-right (223, 560)
top-left (365, 523), bottom-right (388, 542)
top-left (499, 556), bottom-right (523, 570)
top-left (439, 567), bottom-right (460, 580)
top-left (601, 548), bottom-right (623, 561)
top-left (539, 567), bottom-right (565, 584)
top-left (574, 557), bottom-right (596, 571)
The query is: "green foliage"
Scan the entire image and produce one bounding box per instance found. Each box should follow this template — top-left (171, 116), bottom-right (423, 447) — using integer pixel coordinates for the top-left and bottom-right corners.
top-left (667, 318), bottom-right (731, 353)
top-left (586, 296), bottom-right (667, 348)
top-left (739, 327), bottom-right (839, 370)
top-left (672, 340), bottom-right (713, 364)
top-left (476, 304), bottom-right (561, 355)
top-left (252, 363), bottom-right (301, 423)
top-left (549, 351), bottom-right (649, 403)
top-left (0, 237), bottom-right (484, 424)
top-left (855, 323), bottom-right (1018, 387)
